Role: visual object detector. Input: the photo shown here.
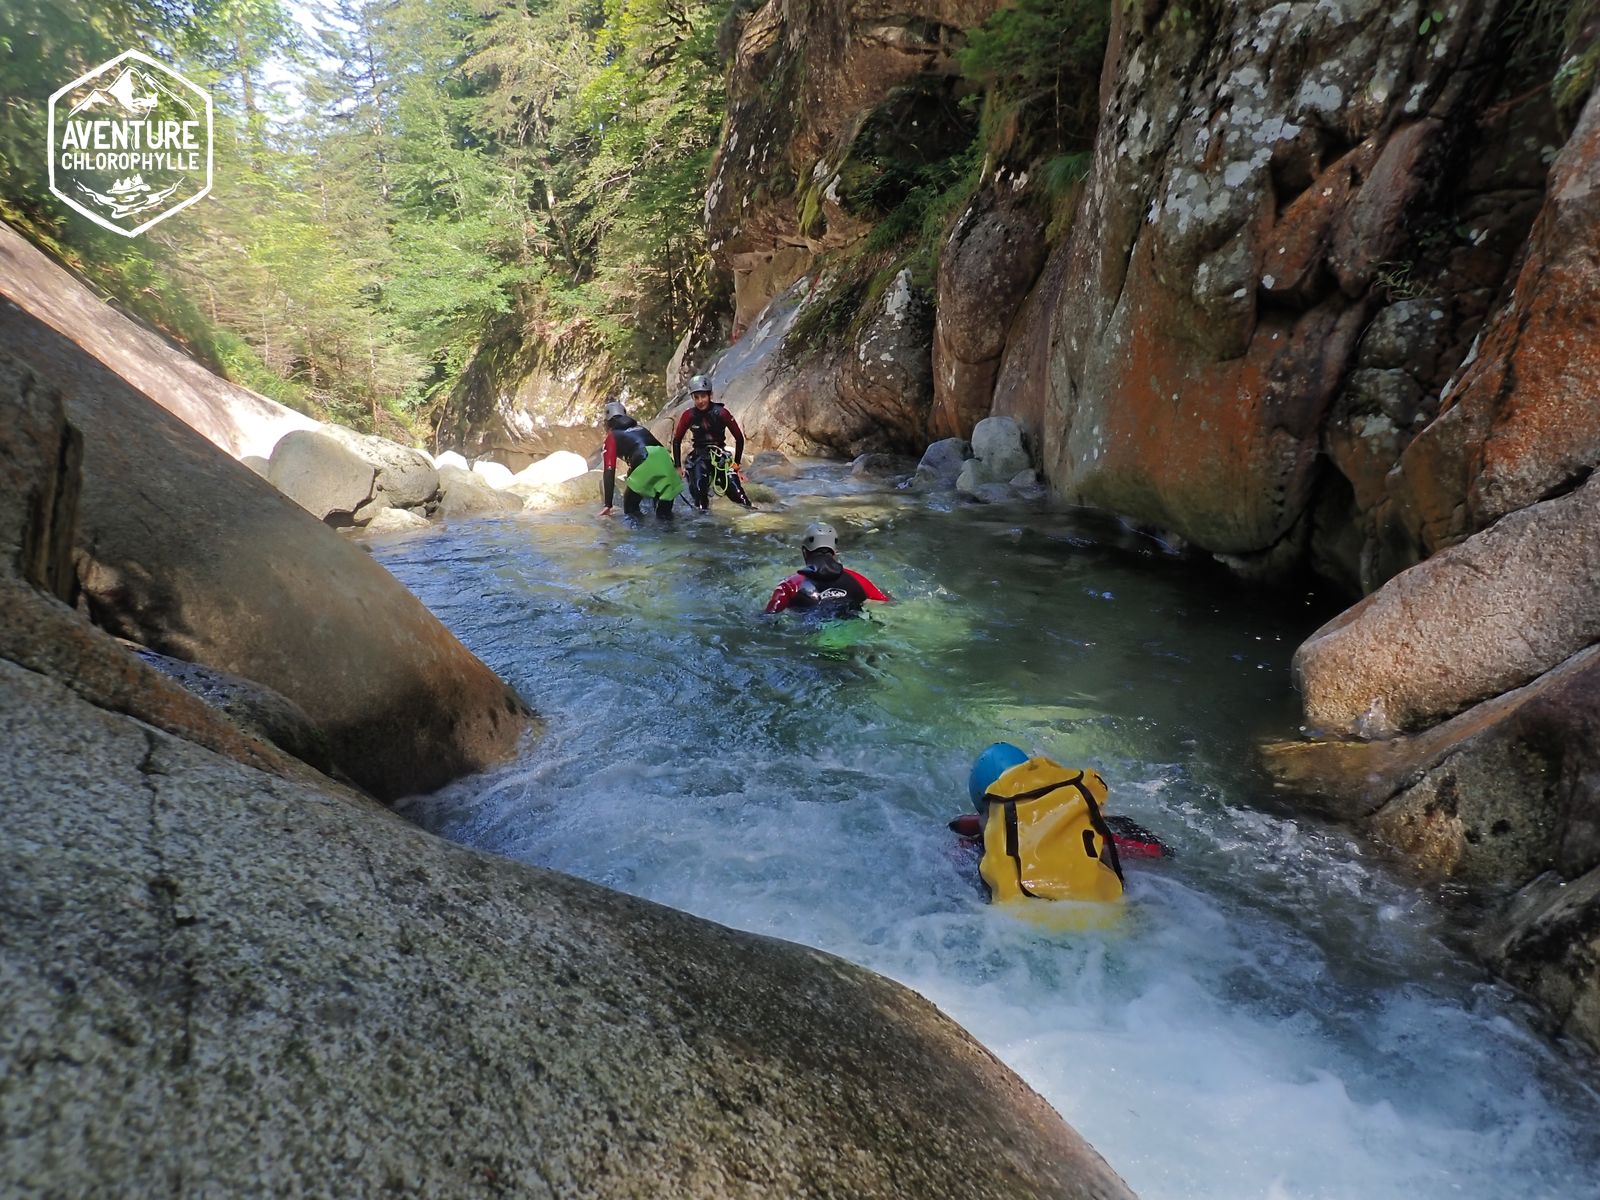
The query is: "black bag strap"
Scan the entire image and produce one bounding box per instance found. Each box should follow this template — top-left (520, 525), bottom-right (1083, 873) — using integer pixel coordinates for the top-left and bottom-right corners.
top-left (1000, 801), bottom-right (1038, 899)
top-left (983, 770), bottom-right (1124, 886)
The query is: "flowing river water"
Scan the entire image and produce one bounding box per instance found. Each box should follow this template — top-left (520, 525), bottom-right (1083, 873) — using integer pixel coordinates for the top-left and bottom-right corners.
top-left (381, 463), bottom-right (1600, 1200)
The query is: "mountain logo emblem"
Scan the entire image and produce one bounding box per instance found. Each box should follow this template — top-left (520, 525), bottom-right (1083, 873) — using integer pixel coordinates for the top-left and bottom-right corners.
top-left (48, 50), bottom-right (213, 237)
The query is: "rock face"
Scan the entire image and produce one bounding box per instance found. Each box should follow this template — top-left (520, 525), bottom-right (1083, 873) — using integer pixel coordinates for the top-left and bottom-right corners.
top-left (708, 1), bottom-right (1004, 328)
top-left (931, 175), bottom-right (1048, 439)
top-left (2, 305), bottom-right (534, 802)
top-left (0, 222), bottom-right (316, 460)
top-left (1381, 85), bottom-right (1600, 572)
top-left (436, 323), bottom-right (612, 467)
top-left (681, 273), bottom-right (936, 458)
top-left (986, 1), bottom-right (1540, 575)
top-left (1264, 644), bottom-right (1600, 1052)
top-left (1478, 869), bottom-right (1600, 1055)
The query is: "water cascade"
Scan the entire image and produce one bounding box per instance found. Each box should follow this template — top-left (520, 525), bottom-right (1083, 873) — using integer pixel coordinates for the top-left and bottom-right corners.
top-left (387, 465), bottom-right (1600, 1200)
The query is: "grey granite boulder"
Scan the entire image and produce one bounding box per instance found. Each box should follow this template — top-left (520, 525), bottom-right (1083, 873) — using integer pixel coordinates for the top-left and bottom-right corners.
top-left (2, 306), bottom-right (534, 801)
top-left (914, 438), bottom-right (971, 489)
top-left (851, 452), bottom-right (917, 479)
top-left (267, 429), bottom-right (377, 523)
top-left (0, 661), bottom-right (1137, 1200)
top-left (437, 465), bottom-right (524, 518)
top-left (1294, 474), bottom-right (1600, 738)
top-left (362, 506), bottom-right (432, 535)
top-left (471, 459), bottom-right (516, 489)
top-left (314, 424), bottom-right (440, 509)
top-left (969, 416), bottom-right (1032, 483)
top-left (743, 449), bottom-right (800, 483)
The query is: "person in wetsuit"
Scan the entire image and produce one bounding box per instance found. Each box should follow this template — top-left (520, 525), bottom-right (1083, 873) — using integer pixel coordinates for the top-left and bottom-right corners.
top-left (600, 400), bottom-right (684, 520)
top-left (764, 522), bottom-right (890, 615)
top-left (671, 374), bottom-right (754, 512)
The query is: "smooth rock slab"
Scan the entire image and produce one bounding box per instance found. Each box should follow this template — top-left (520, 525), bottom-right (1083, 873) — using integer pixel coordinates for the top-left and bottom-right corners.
top-left (2, 305), bottom-right (534, 801)
top-left (0, 663), bottom-right (1137, 1200)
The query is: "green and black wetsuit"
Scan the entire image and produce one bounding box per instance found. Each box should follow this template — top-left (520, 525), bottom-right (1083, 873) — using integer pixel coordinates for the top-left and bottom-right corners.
top-left (603, 417), bottom-right (684, 519)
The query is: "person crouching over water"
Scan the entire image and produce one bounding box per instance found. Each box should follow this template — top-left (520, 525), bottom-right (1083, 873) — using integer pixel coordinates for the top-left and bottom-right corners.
top-left (599, 400), bottom-right (684, 521)
top-left (671, 374), bottom-right (754, 512)
top-left (764, 522), bottom-right (890, 615)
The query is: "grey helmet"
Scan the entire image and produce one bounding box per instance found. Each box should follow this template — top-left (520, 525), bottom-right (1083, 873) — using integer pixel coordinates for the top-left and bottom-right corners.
top-left (604, 399), bottom-right (629, 422)
top-left (801, 522), bottom-right (839, 553)
top-left (687, 373), bottom-right (713, 396)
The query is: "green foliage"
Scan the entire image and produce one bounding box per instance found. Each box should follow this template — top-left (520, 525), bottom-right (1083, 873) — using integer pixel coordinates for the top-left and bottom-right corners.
top-left (1039, 150), bottom-right (1092, 198)
top-left (0, 0), bottom-right (737, 436)
top-left (1502, 0), bottom-right (1600, 116)
top-left (211, 328), bottom-right (314, 412)
top-left (1373, 261), bottom-right (1435, 303)
top-left (1553, 40), bottom-right (1600, 113)
top-left (958, 0), bottom-right (1111, 152)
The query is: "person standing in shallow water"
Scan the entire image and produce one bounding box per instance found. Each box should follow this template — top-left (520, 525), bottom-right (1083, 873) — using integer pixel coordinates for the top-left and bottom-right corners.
top-left (764, 522), bottom-right (890, 615)
top-left (671, 374), bottom-right (754, 512)
top-left (599, 400), bottom-right (683, 521)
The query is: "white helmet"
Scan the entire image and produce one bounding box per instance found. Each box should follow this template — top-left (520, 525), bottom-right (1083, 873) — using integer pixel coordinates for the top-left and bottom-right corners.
top-left (801, 522), bottom-right (838, 553)
top-left (688, 374), bottom-right (712, 395)
top-left (604, 400), bottom-right (629, 422)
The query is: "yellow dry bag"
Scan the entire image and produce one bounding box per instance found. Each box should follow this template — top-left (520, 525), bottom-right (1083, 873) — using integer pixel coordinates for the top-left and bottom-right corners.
top-left (977, 758), bottom-right (1125, 903)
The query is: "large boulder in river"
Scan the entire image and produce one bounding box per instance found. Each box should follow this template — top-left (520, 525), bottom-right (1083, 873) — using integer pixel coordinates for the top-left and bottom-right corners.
top-left (0, 351), bottom-right (340, 789)
top-left (1293, 474), bottom-right (1600, 739)
top-left (0, 305), bottom-right (534, 801)
top-left (0, 221), bottom-right (316, 460)
top-left (1268, 645), bottom-right (1600, 885)
top-left (0, 373), bottom-right (1135, 1197)
top-left (267, 429), bottom-right (377, 523)
top-left (1264, 645), bottom-right (1600, 1054)
top-left (313, 423), bottom-right (440, 509)
top-left (511, 450), bottom-right (590, 490)
top-left (0, 655), bottom-right (1136, 1200)
top-left (437, 465), bottom-right (524, 518)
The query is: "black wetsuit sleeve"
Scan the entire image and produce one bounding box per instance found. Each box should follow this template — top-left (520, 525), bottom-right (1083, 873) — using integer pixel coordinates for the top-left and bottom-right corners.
top-left (602, 430), bottom-right (617, 508)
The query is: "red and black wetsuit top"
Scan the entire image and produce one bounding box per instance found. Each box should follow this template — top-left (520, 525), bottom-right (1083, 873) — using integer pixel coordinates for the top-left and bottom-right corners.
top-left (765, 562), bottom-right (889, 615)
top-left (602, 419), bottom-right (662, 508)
top-left (672, 402), bottom-right (745, 468)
